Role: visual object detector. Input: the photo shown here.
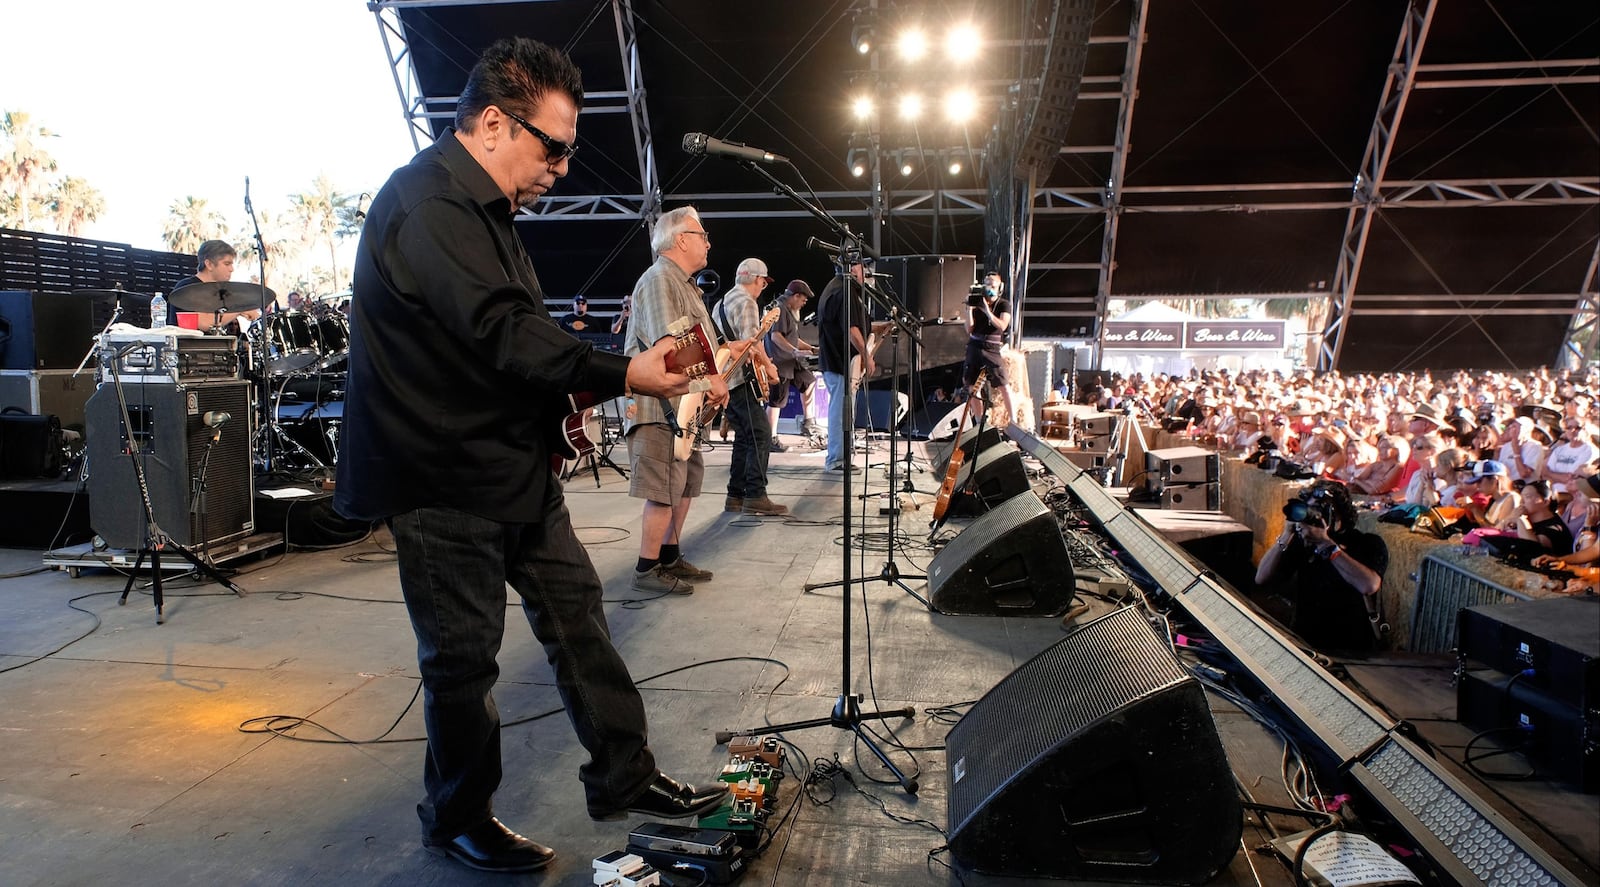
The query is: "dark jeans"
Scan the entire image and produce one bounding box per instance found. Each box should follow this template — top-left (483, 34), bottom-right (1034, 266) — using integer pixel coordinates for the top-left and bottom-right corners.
top-left (387, 485), bottom-right (656, 842)
top-left (725, 381), bottom-right (772, 499)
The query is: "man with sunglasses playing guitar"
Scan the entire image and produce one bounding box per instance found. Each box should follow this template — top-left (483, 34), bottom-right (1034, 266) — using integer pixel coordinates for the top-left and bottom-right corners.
top-left (336, 39), bottom-right (730, 875)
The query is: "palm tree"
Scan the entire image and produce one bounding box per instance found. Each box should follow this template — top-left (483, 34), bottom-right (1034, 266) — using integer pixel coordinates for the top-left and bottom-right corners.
top-left (289, 175), bottom-right (352, 291)
top-left (49, 176), bottom-right (105, 236)
top-left (162, 196), bottom-right (226, 255)
top-left (0, 110), bottom-right (60, 230)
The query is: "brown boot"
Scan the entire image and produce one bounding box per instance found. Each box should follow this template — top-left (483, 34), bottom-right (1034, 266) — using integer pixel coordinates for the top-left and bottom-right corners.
top-left (742, 496), bottom-right (790, 516)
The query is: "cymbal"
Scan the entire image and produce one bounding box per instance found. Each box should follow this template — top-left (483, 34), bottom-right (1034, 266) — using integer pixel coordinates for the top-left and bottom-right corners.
top-left (73, 288), bottom-right (149, 299)
top-left (168, 280), bottom-right (277, 312)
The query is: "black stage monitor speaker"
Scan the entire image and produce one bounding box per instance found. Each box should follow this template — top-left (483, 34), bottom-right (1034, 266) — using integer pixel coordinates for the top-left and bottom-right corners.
top-left (929, 492), bottom-right (1074, 616)
top-left (947, 445), bottom-right (1030, 516)
top-left (945, 605), bottom-right (1242, 882)
top-left (930, 423), bottom-right (1001, 475)
top-left (85, 380), bottom-right (255, 550)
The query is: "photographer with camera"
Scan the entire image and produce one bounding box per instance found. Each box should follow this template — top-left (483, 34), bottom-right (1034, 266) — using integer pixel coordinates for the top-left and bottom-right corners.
top-left (1255, 480), bottom-right (1388, 652)
top-left (962, 271), bottom-right (1015, 425)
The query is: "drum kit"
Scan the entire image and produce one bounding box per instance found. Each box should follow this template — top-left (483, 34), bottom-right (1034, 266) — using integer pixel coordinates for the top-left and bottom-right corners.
top-left (163, 281), bottom-right (351, 472)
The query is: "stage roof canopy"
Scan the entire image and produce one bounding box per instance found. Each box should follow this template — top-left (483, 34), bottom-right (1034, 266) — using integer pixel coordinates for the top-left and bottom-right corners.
top-left (368, 0), bottom-right (1599, 370)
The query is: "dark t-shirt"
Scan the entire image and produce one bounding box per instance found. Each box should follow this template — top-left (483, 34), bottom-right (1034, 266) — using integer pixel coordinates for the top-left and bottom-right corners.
top-left (969, 297), bottom-right (1010, 344)
top-left (1530, 515), bottom-right (1575, 554)
top-left (1274, 529), bottom-right (1389, 653)
top-left (816, 274), bottom-right (867, 375)
top-left (166, 274), bottom-right (202, 325)
top-left (558, 311), bottom-right (595, 333)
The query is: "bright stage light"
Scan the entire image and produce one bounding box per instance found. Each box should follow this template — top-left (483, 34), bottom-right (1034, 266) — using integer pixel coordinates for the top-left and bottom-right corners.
top-left (897, 93), bottom-right (923, 121)
top-left (943, 88), bottom-right (977, 124)
top-left (945, 24), bottom-right (980, 62)
top-left (847, 148), bottom-right (867, 177)
top-left (852, 95), bottom-right (875, 120)
top-left (896, 28), bottom-right (927, 61)
top-left (948, 156), bottom-right (963, 175)
top-left (852, 22), bottom-right (875, 55)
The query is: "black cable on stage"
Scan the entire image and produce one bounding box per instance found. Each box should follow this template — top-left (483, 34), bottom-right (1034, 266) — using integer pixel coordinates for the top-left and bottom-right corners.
top-left (237, 655), bottom-right (791, 746)
top-left (0, 588), bottom-right (121, 675)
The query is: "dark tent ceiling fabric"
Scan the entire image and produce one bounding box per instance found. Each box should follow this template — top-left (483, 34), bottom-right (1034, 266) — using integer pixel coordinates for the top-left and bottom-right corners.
top-left (379, 0), bottom-right (1598, 369)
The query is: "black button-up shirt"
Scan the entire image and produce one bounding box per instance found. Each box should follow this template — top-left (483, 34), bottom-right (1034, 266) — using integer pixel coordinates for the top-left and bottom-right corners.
top-left (334, 130), bottom-right (628, 522)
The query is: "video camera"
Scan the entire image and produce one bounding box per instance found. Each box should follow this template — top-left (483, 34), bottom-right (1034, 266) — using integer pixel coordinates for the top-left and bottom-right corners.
top-left (966, 282), bottom-right (987, 308)
top-left (1282, 487), bottom-right (1336, 528)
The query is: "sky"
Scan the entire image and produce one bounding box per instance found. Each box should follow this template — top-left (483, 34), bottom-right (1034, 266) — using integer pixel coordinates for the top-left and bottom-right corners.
top-left (4, 0), bottom-right (419, 251)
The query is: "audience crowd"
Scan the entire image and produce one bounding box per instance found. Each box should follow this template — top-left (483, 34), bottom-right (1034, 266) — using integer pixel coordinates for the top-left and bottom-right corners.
top-left (1067, 365), bottom-right (1600, 587)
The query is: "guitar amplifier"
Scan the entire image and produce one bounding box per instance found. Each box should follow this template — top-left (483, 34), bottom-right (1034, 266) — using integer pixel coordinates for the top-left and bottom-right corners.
top-left (1145, 446), bottom-right (1219, 490)
top-left (99, 332), bottom-right (242, 384)
top-left (1160, 482), bottom-right (1220, 511)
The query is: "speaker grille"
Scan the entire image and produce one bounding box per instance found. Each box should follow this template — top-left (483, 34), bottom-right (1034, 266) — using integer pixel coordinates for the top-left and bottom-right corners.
top-left (948, 606), bottom-right (1188, 835)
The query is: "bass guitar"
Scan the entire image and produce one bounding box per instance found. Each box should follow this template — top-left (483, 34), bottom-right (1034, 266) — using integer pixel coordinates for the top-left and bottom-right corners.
top-left (549, 317), bottom-right (715, 471)
top-left (930, 368), bottom-right (986, 524)
top-left (673, 306), bottom-right (783, 461)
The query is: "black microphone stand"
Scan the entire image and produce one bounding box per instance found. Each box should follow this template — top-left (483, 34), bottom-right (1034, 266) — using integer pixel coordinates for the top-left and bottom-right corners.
top-left (243, 176), bottom-right (278, 472)
top-left (707, 156), bottom-right (921, 794)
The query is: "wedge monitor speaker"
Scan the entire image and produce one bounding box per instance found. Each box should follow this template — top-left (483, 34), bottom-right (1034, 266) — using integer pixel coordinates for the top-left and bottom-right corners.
top-left (928, 492), bottom-right (1074, 616)
top-left (945, 606), bottom-right (1241, 882)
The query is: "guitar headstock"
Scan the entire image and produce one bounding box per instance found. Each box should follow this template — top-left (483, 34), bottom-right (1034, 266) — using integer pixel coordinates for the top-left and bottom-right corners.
top-left (665, 317), bottom-right (716, 379)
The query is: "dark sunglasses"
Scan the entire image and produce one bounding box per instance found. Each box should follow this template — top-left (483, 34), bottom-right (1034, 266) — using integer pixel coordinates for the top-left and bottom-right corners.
top-left (499, 107), bottom-right (579, 162)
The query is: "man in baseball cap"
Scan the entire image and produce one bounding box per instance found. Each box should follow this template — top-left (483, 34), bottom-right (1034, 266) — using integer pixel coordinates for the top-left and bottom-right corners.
top-left (766, 279), bottom-right (819, 451)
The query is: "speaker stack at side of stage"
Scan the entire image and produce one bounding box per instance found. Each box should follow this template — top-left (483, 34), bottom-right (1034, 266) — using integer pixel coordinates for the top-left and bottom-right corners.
top-left (1145, 445), bottom-right (1220, 510)
top-left (945, 605), bottom-right (1242, 882)
top-left (85, 380), bottom-right (255, 551)
top-left (928, 492), bottom-right (1075, 616)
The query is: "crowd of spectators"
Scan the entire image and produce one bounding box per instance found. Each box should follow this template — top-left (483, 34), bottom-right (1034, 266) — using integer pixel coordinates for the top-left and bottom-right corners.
top-left (1066, 366), bottom-right (1600, 577)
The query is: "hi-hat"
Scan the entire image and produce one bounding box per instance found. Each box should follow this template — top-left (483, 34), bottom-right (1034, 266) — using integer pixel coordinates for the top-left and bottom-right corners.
top-left (168, 280), bottom-right (276, 312)
top-left (74, 288), bottom-right (149, 299)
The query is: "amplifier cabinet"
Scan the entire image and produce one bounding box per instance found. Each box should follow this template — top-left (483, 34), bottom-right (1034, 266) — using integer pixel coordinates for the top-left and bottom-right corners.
top-left (1145, 445), bottom-right (1219, 489)
top-left (85, 379), bottom-right (254, 550)
top-left (0, 369), bottom-right (94, 431)
top-left (1161, 482), bottom-right (1220, 511)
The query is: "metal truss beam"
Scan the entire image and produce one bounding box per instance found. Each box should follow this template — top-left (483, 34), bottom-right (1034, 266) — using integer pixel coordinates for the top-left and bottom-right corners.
top-left (371, 2), bottom-right (435, 151)
top-left (1089, 0), bottom-right (1148, 361)
top-left (612, 0), bottom-right (660, 230)
top-left (1319, 0), bottom-right (1437, 371)
top-left (1562, 240), bottom-right (1600, 369)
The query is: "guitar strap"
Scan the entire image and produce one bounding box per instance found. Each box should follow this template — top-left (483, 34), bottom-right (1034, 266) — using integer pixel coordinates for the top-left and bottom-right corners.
top-left (634, 331), bottom-right (682, 437)
top-left (712, 299), bottom-right (750, 389)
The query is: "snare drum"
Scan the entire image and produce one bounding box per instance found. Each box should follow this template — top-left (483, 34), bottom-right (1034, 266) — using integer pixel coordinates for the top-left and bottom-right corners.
top-left (253, 311), bottom-right (321, 375)
top-left (312, 312), bottom-right (350, 370)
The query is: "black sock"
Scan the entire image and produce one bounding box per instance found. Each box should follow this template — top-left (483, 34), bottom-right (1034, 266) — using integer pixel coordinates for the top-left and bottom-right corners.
top-left (659, 544), bottom-right (681, 565)
top-left (636, 557), bottom-right (659, 573)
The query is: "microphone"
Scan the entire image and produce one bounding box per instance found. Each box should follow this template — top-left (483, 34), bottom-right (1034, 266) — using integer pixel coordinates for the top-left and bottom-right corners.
top-left (354, 192), bottom-right (370, 222)
top-left (203, 410), bottom-right (231, 443)
top-left (867, 271), bottom-right (893, 279)
top-left (682, 132), bottom-right (789, 165)
top-left (244, 176), bottom-right (252, 212)
top-left (806, 236), bottom-right (844, 254)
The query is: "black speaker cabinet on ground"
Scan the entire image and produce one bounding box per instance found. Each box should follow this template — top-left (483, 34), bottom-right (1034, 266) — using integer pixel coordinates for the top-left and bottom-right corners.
top-left (946, 445), bottom-right (1030, 516)
top-left (874, 255), bottom-right (976, 321)
top-left (945, 605), bottom-right (1241, 882)
top-left (85, 380), bottom-right (254, 550)
top-left (929, 492), bottom-right (1074, 616)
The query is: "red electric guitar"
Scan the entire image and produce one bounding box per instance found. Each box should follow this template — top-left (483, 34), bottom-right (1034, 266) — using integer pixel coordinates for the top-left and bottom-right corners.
top-left (548, 318), bottom-right (716, 470)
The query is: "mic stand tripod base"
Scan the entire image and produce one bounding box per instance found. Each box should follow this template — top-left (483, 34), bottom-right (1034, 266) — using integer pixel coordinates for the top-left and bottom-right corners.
top-left (714, 693), bottom-right (920, 795)
top-left (117, 538), bottom-right (246, 625)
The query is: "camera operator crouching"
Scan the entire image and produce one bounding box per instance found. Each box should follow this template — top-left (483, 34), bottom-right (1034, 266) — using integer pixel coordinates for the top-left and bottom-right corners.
top-left (1255, 480), bottom-right (1389, 653)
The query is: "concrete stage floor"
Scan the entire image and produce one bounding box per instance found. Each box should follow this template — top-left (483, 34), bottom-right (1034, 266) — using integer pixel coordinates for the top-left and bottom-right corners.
top-left (1, 437), bottom-right (1589, 885)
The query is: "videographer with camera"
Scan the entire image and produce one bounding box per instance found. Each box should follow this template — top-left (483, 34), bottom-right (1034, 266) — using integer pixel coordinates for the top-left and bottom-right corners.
top-left (962, 270), bottom-right (1015, 425)
top-left (1255, 480), bottom-right (1388, 652)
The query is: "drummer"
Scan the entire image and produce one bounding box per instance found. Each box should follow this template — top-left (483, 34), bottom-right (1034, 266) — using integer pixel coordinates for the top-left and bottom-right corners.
top-left (167, 239), bottom-right (262, 332)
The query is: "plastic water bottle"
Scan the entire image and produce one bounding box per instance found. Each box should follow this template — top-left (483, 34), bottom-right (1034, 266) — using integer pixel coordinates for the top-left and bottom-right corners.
top-left (148, 292), bottom-right (167, 329)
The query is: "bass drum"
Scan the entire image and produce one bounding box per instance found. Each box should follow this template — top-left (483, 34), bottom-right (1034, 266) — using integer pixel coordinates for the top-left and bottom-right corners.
top-left (254, 311), bottom-right (321, 375)
top-left (313, 312), bottom-right (350, 370)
